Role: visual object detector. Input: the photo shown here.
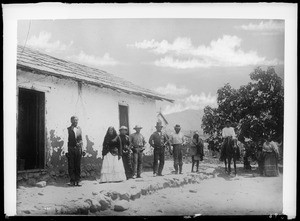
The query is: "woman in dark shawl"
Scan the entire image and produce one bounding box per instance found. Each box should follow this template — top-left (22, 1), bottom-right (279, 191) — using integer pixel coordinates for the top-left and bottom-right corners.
top-left (99, 126), bottom-right (126, 183)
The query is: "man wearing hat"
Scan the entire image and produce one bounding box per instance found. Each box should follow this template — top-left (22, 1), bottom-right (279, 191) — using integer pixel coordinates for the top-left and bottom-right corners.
top-left (169, 124), bottom-right (186, 174)
top-left (149, 121), bottom-right (170, 177)
top-left (129, 125), bottom-right (146, 178)
top-left (117, 126), bottom-right (133, 180)
top-left (220, 119), bottom-right (237, 161)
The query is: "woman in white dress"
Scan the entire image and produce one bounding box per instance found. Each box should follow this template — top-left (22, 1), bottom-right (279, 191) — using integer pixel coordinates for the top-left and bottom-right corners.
top-left (99, 126), bottom-right (126, 183)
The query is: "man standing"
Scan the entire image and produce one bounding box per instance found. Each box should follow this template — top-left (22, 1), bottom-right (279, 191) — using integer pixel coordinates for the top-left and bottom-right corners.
top-left (117, 126), bottom-right (133, 180)
top-left (149, 122), bottom-right (170, 177)
top-left (169, 124), bottom-right (185, 174)
top-left (220, 119), bottom-right (236, 161)
top-left (129, 125), bottom-right (146, 179)
top-left (66, 116), bottom-right (85, 186)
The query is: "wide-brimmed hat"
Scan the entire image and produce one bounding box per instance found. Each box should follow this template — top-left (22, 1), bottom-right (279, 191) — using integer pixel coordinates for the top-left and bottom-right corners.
top-left (119, 126), bottom-right (128, 131)
top-left (174, 124), bottom-right (181, 129)
top-left (155, 122), bottom-right (163, 128)
top-left (133, 125), bottom-right (143, 130)
top-left (225, 119), bottom-right (231, 123)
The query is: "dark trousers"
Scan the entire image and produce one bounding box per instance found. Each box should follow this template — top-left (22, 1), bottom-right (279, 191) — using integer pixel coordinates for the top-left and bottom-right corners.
top-left (132, 148), bottom-right (143, 177)
top-left (122, 152), bottom-right (133, 179)
top-left (153, 147), bottom-right (165, 175)
top-left (173, 144), bottom-right (183, 172)
top-left (67, 146), bottom-right (82, 183)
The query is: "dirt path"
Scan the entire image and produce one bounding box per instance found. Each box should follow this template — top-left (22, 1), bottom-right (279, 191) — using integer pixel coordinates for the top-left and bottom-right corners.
top-left (98, 168), bottom-right (283, 216)
top-left (17, 157), bottom-right (282, 216)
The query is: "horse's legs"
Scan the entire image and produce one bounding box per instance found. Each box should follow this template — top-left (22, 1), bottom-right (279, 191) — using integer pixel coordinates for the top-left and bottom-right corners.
top-left (233, 157), bottom-right (237, 176)
top-left (228, 157), bottom-right (231, 175)
top-left (224, 158), bottom-right (227, 172)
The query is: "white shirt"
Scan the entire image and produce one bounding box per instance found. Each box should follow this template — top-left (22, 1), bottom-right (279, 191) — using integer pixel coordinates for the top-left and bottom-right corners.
top-left (222, 127), bottom-right (236, 139)
top-left (73, 127), bottom-right (78, 138)
top-left (170, 132), bottom-right (185, 145)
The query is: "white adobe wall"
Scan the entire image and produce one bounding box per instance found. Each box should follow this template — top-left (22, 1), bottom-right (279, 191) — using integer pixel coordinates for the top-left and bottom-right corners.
top-left (17, 70), bottom-right (157, 161)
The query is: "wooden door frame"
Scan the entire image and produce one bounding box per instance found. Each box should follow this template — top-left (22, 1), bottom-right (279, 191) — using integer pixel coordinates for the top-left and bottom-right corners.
top-left (17, 86), bottom-right (47, 172)
top-left (118, 102), bottom-right (130, 135)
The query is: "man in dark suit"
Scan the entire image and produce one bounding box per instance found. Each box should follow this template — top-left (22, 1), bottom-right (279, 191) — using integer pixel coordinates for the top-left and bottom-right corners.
top-left (66, 116), bottom-right (85, 186)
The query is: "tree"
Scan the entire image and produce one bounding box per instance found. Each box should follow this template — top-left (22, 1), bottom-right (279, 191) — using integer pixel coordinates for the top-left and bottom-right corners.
top-left (202, 67), bottom-right (284, 148)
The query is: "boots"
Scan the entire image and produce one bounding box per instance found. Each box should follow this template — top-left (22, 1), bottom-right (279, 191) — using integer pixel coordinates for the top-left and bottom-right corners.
top-left (174, 164), bottom-right (179, 174)
top-left (179, 165), bottom-right (183, 174)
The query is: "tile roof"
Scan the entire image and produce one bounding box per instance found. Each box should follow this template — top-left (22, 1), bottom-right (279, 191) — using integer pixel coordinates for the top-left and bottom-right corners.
top-left (17, 45), bottom-right (173, 103)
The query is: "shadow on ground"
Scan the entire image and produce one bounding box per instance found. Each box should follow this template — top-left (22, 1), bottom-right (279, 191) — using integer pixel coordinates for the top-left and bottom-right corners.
top-left (214, 163), bottom-right (261, 181)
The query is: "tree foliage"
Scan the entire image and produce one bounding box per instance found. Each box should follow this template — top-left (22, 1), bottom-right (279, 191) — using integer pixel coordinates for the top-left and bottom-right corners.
top-left (202, 67), bottom-right (284, 148)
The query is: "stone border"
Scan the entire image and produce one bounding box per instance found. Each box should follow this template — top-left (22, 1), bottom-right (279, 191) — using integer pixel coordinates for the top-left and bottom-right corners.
top-left (26, 168), bottom-right (216, 215)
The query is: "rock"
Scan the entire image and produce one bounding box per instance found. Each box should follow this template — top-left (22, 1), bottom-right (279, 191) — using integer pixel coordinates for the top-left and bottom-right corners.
top-left (189, 189), bottom-right (197, 193)
top-left (38, 192), bottom-right (44, 195)
top-left (81, 171), bottom-right (87, 178)
top-left (130, 189), bottom-right (141, 200)
top-left (33, 173), bottom-right (40, 178)
top-left (74, 199), bottom-right (90, 215)
top-left (92, 191), bottom-right (98, 196)
top-left (163, 182), bottom-right (170, 188)
top-left (98, 195), bottom-right (111, 211)
top-left (157, 209), bottom-right (163, 213)
top-left (22, 173), bottom-right (28, 180)
top-left (119, 192), bottom-right (130, 201)
top-left (111, 191), bottom-right (119, 200)
top-left (28, 178), bottom-right (36, 186)
top-left (36, 181), bottom-right (47, 188)
top-left (204, 168), bottom-right (215, 174)
top-left (22, 210), bottom-right (31, 214)
top-left (90, 199), bottom-right (101, 212)
top-left (141, 188), bottom-right (148, 195)
top-left (40, 174), bottom-right (50, 181)
top-left (114, 200), bottom-right (129, 211)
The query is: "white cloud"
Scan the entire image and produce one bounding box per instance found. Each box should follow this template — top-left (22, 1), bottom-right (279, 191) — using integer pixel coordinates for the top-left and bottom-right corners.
top-left (69, 51), bottom-right (119, 67)
top-left (236, 20), bottom-right (284, 33)
top-left (154, 83), bottom-right (191, 96)
top-left (162, 92), bottom-right (217, 115)
top-left (26, 31), bottom-right (73, 53)
top-left (129, 35), bottom-right (282, 69)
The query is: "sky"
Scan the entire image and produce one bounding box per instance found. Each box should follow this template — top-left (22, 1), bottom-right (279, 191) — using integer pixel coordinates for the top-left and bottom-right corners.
top-left (17, 19), bottom-right (284, 115)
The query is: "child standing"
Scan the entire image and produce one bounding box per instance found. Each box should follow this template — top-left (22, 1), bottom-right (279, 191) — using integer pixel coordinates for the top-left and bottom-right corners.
top-left (189, 133), bottom-right (204, 173)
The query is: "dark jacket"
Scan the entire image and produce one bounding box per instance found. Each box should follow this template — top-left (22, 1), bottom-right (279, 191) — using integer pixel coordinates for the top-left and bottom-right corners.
top-left (149, 131), bottom-right (169, 149)
top-left (67, 126), bottom-right (83, 148)
top-left (102, 136), bottom-right (122, 157)
top-left (117, 134), bottom-right (131, 154)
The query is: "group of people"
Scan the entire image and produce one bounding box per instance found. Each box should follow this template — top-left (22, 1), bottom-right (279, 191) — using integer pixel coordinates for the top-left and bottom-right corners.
top-left (218, 119), bottom-right (280, 176)
top-left (65, 115), bottom-right (279, 187)
top-left (66, 116), bottom-right (204, 186)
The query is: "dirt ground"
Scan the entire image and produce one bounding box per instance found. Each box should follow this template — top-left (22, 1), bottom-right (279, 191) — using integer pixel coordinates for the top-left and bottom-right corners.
top-left (98, 165), bottom-right (283, 216)
top-left (17, 155), bottom-right (283, 216)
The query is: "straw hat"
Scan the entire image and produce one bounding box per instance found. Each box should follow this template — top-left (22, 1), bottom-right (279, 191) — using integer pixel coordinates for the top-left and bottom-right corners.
top-left (133, 125), bottom-right (143, 130)
top-left (119, 126), bottom-right (128, 131)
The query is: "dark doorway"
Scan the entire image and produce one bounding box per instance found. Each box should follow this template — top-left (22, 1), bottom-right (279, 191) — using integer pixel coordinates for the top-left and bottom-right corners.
top-left (17, 88), bottom-right (45, 171)
top-left (119, 105), bottom-right (129, 135)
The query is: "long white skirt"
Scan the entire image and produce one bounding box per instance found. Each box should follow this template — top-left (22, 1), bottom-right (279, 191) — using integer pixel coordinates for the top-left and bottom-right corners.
top-left (99, 152), bottom-right (126, 183)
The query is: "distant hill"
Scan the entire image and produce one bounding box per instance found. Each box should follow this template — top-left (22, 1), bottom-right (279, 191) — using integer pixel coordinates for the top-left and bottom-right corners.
top-left (164, 109), bottom-right (205, 136)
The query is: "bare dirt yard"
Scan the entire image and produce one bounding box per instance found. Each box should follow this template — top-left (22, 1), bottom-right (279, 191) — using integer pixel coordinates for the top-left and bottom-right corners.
top-left (98, 169), bottom-right (283, 216)
top-left (17, 156), bottom-right (283, 216)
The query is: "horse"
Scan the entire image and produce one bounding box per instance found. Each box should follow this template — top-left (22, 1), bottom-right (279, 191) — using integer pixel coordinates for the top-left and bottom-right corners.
top-left (222, 137), bottom-right (239, 175)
